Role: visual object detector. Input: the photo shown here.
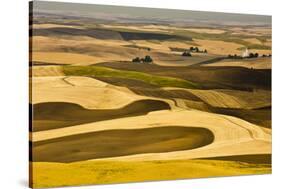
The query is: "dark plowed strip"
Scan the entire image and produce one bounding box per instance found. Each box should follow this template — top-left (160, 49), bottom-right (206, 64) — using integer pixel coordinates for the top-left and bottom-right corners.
top-left (32, 27), bottom-right (191, 41)
top-left (199, 154), bottom-right (271, 164)
top-left (183, 100), bottom-right (271, 128)
top-left (31, 61), bottom-right (69, 66)
top-left (32, 99), bottom-right (171, 131)
top-left (33, 126), bottom-right (214, 163)
top-left (33, 28), bottom-right (123, 40)
top-left (210, 106), bottom-right (272, 129)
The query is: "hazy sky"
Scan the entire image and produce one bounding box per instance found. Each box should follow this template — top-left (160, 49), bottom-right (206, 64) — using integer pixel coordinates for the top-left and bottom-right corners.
top-left (32, 0), bottom-right (271, 26)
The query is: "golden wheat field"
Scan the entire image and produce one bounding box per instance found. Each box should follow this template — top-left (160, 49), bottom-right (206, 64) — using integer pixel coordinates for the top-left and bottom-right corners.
top-left (29, 1), bottom-right (272, 188)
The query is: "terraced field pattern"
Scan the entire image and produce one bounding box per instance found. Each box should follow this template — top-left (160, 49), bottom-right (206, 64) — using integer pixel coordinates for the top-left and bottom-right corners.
top-left (30, 1), bottom-right (272, 188)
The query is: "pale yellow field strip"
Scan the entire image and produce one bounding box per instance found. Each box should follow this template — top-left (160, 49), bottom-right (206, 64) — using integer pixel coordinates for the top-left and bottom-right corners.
top-left (251, 49), bottom-right (272, 55)
top-left (142, 24), bottom-right (226, 34)
top-left (163, 87), bottom-right (271, 109)
top-left (131, 40), bottom-right (171, 52)
top-left (185, 89), bottom-right (244, 109)
top-left (100, 24), bottom-right (172, 33)
top-left (193, 39), bottom-right (243, 55)
top-left (32, 36), bottom-right (131, 50)
top-left (32, 36), bottom-right (138, 65)
top-left (31, 76), bottom-right (147, 109)
top-left (31, 66), bottom-right (64, 77)
top-left (203, 60), bottom-right (271, 69)
top-left (180, 28), bottom-right (226, 34)
top-left (100, 24), bottom-right (226, 34)
top-left (32, 24), bottom-right (84, 29)
top-left (32, 76), bottom-right (177, 110)
top-left (32, 52), bottom-right (100, 65)
top-left (230, 27), bottom-right (271, 36)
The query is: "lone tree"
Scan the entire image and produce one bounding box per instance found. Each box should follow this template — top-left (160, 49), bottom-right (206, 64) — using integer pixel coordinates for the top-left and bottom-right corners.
top-left (254, 53), bottom-right (259, 58)
top-left (204, 49), bottom-right (208, 53)
top-left (144, 55), bottom-right (153, 63)
top-left (195, 47), bottom-right (199, 52)
top-left (182, 51), bottom-right (192, 57)
top-left (249, 53), bottom-right (255, 58)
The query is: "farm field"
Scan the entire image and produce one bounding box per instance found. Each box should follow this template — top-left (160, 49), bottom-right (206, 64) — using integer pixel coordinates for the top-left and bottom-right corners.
top-left (30, 1), bottom-right (272, 188)
top-left (32, 159), bottom-right (271, 188)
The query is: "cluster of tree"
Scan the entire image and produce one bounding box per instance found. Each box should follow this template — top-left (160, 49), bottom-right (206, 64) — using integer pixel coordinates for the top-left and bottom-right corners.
top-left (189, 46), bottom-right (208, 53)
top-left (262, 54), bottom-right (272, 57)
top-left (248, 53), bottom-right (259, 58)
top-left (227, 52), bottom-right (269, 59)
top-left (132, 55), bottom-right (153, 63)
top-left (137, 47), bottom-right (151, 51)
top-left (182, 51), bottom-right (192, 57)
top-left (227, 54), bottom-right (243, 59)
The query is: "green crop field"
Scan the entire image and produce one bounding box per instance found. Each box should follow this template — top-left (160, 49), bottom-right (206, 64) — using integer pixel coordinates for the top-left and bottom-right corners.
top-left (63, 65), bottom-right (199, 89)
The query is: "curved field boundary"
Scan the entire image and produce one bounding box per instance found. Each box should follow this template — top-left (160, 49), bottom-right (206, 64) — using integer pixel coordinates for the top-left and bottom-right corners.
top-left (32, 76), bottom-right (147, 110)
top-left (32, 110), bottom-right (271, 161)
top-left (182, 98), bottom-right (271, 128)
top-left (33, 99), bottom-right (171, 131)
top-left (33, 126), bottom-right (214, 162)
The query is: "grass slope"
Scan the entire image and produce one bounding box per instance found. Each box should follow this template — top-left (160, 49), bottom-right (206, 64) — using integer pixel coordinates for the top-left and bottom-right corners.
top-left (63, 65), bottom-right (199, 89)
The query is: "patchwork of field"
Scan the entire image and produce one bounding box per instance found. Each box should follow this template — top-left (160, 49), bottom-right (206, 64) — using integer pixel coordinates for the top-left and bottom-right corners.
top-left (95, 62), bottom-right (271, 90)
top-left (30, 11), bottom-right (272, 188)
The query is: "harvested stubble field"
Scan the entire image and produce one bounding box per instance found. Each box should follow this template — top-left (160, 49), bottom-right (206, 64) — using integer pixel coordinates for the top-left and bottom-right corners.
top-left (30, 8), bottom-right (272, 188)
